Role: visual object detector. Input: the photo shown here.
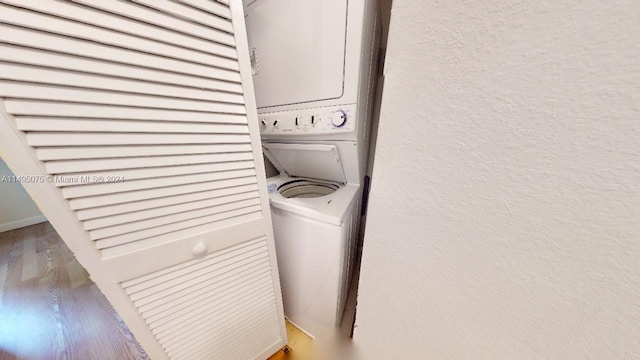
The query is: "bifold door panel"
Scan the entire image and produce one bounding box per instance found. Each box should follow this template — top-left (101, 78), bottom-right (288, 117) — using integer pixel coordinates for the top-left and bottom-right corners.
top-left (0, 1), bottom-right (286, 359)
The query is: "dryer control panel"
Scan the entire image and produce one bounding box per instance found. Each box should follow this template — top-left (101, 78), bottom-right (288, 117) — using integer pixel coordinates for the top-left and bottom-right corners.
top-left (258, 104), bottom-right (356, 136)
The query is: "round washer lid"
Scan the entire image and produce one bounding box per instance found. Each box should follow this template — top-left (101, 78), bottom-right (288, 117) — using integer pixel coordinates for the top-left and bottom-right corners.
top-left (262, 143), bottom-right (346, 183)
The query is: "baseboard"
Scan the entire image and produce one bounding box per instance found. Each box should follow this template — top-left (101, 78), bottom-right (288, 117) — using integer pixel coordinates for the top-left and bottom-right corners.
top-left (0, 215), bottom-right (47, 233)
top-left (285, 318), bottom-right (316, 339)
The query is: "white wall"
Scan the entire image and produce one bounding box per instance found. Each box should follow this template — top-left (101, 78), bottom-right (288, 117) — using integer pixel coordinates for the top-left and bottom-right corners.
top-left (354, 1), bottom-right (640, 359)
top-left (0, 157), bottom-right (45, 233)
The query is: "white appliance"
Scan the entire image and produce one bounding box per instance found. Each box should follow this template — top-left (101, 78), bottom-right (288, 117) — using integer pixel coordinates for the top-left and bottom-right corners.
top-left (245, 0), bottom-right (380, 337)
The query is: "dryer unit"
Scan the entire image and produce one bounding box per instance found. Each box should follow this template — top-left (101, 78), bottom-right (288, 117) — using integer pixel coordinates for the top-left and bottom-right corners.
top-left (245, 0), bottom-right (380, 337)
top-left (246, 0), bottom-right (381, 179)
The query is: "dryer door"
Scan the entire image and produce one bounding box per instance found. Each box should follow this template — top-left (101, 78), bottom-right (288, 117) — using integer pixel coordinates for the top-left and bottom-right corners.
top-left (245, 0), bottom-right (348, 109)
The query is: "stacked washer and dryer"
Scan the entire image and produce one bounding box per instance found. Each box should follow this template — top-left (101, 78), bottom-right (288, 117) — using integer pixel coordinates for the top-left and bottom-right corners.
top-left (244, 0), bottom-right (380, 337)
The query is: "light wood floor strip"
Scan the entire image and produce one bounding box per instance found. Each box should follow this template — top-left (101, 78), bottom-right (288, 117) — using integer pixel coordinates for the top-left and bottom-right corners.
top-left (20, 230), bottom-right (37, 282)
top-left (268, 321), bottom-right (315, 360)
top-left (0, 222), bottom-right (149, 360)
top-left (0, 230), bottom-right (12, 308)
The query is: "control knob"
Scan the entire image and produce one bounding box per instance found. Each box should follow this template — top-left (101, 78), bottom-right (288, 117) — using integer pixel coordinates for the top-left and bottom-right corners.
top-left (331, 110), bottom-right (348, 127)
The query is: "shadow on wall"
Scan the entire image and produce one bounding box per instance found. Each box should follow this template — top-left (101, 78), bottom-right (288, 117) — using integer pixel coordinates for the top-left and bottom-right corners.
top-left (0, 157), bottom-right (46, 233)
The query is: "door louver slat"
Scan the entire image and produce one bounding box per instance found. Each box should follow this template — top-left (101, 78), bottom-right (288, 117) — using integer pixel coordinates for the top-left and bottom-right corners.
top-left (83, 192), bottom-right (259, 230)
top-left (1, 64), bottom-right (245, 104)
top-left (75, 183), bottom-right (259, 220)
top-left (26, 133), bottom-right (250, 147)
top-left (37, 144), bottom-right (253, 161)
top-left (131, 248), bottom-right (268, 305)
top-left (180, 0), bottom-right (232, 19)
top-left (17, 118), bottom-right (249, 133)
top-left (165, 291), bottom-right (275, 353)
top-left (151, 270), bottom-right (272, 333)
top-left (122, 237), bottom-right (281, 360)
top-left (46, 153), bottom-right (254, 174)
top-left (0, 82), bottom-right (247, 114)
top-left (97, 208), bottom-right (262, 252)
top-left (76, 0), bottom-right (234, 40)
top-left (55, 161), bottom-right (255, 187)
top-left (129, 0), bottom-right (233, 33)
top-left (126, 239), bottom-right (266, 294)
top-left (61, 169), bottom-right (257, 198)
top-left (0, 4), bottom-right (238, 61)
top-left (89, 198), bottom-right (261, 240)
top-left (101, 212), bottom-right (264, 259)
top-left (0, 44), bottom-right (243, 93)
top-left (6, 100), bottom-right (247, 123)
top-left (0, 25), bottom-right (239, 75)
top-left (69, 177), bottom-right (258, 210)
top-left (147, 271), bottom-right (273, 333)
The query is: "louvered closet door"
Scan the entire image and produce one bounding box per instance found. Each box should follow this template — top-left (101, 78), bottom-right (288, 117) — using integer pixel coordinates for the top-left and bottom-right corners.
top-left (0, 1), bottom-right (287, 359)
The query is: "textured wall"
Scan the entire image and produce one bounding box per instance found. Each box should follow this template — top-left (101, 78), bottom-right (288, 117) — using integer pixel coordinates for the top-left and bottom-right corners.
top-left (0, 157), bottom-right (45, 233)
top-left (354, 1), bottom-right (640, 359)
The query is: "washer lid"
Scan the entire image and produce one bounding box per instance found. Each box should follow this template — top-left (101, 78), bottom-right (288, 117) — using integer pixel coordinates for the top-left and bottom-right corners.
top-left (262, 143), bottom-right (346, 183)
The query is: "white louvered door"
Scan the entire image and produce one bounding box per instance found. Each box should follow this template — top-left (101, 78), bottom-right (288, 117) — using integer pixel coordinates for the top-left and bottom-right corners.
top-left (0, 1), bottom-right (287, 359)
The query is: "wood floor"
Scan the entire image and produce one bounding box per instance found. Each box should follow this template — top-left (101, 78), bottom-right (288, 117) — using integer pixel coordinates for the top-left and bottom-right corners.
top-left (0, 222), bottom-right (319, 360)
top-left (268, 321), bottom-right (314, 360)
top-left (0, 222), bottom-right (148, 360)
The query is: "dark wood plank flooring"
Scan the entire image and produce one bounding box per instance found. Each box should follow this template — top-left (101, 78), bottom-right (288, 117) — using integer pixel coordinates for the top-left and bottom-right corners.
top-left (0, 222), bottom-right (149, 360)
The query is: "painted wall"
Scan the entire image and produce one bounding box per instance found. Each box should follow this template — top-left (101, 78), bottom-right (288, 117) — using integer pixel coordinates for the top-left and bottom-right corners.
top-left (354, 1), bottom-right (640, 359)
top-left (0, 157), bottom-right (45, 233)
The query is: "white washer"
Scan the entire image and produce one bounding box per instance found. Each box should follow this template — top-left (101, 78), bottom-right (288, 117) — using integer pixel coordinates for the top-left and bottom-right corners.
top-left (261, 142), bottom-right (362, 336)
top-left (245, 0), bottom-right (380, 337)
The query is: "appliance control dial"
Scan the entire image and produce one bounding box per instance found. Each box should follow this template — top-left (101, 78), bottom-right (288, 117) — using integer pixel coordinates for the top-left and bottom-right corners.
top-left (331, 110), bottom-right (348, 127)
